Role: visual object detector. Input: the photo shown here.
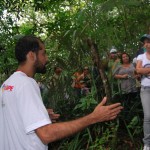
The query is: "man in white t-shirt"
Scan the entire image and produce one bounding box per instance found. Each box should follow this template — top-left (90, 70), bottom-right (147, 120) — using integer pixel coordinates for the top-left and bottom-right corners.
top-left (136, 36), bottom-right (150, 150)
top-left (0, 35), bottom-right (123, 150)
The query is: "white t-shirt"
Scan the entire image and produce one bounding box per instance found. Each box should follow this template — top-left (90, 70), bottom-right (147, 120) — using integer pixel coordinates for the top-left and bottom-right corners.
top-left (0, 71), bottom-right (51, 150)
top-left (137, 53), bottom-right (150, 86)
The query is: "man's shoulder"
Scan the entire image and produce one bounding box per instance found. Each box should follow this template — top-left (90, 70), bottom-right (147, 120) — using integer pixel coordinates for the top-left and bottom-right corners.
top-left (3, 72), bottom-right (36, 88)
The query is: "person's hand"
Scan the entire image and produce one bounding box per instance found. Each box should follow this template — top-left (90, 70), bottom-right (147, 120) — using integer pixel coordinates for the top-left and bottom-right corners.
top-left (135, 74), bottom-right (141, 79)
top-left (91, 97), bottom-right (123, 123)
top-left (47, 109), bottom-right (60, 123)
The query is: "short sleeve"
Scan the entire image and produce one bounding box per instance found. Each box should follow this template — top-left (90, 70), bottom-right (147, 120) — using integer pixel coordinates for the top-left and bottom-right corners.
top-left (17, 79), bottom-right (51, 134)
top-left (137, 54), bottom-right (143, 61)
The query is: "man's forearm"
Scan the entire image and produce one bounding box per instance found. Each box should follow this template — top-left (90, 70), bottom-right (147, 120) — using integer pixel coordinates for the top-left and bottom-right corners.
top-left (36, 114), bottom-right (95, 144)
top-left (36, 99), bottom-right (122, 145)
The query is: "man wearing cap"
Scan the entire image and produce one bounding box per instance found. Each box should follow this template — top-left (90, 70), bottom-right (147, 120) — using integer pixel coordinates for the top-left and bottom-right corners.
top-left (107, 48), bottom-right (121, 93)
top-left (108, 48), bottom-right (118, 73)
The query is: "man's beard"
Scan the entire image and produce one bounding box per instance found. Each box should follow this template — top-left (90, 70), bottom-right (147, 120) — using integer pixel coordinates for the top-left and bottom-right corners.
top-left (34, 59), bottom-right (47, 74)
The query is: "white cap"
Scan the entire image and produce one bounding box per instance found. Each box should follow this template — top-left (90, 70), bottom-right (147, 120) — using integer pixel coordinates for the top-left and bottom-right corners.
top-left (110, 48), bottom-right (117, 53)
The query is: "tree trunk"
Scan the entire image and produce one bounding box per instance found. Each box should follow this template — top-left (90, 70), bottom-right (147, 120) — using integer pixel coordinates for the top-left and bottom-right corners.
top-left (87, 38), bottom-right (112, 104)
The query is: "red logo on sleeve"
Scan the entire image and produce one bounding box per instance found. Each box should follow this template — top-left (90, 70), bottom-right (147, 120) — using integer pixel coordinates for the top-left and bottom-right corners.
top-left (2, 84), bottom-right (14, 92)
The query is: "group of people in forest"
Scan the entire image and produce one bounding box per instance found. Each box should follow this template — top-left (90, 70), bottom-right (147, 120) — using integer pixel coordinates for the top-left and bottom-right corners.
top-left (71, 34), bottom-right (150, 150)
top-left (0, 33), bottom-right (150, 150)
top-left (72, 47), bottom-right (139, 105)
top-left (108, 48), bottom-right (140, 109)
top-left (108, 34), bottom-right (150, 150)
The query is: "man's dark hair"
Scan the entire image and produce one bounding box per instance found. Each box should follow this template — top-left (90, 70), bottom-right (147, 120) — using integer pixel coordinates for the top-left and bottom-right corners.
top-left (120, 52), bottom-right (131, 64)
top-left (15, 35), bottom-right (43, 64)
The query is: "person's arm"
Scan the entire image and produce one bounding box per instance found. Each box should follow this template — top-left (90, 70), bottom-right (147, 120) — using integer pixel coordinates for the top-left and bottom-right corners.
top-left (76, 73), bottom-right (84, 81)
top-left (113, 65), bottom-right (128, 79)
top-left (35, 97), bottom-right (123, 144)
top-left (136, 60), bottom-right (150, 75)
top-left (114, 74), bottom-right (128, 79)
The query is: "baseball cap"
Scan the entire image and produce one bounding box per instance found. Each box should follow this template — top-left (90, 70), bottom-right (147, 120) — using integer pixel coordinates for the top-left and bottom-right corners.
top-left (84, 66), bottom-right (89, 70)
top-left (110, 48), bottom-right (117, 53)
top-left (140, 34), bottom-right (150, 42)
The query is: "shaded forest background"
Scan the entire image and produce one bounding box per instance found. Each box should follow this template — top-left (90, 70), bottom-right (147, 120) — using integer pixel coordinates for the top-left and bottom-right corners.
top-left (0, 0), bottom-right (150, 149)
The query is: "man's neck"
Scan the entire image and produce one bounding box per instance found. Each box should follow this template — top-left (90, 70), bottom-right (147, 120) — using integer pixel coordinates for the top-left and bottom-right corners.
top-left (17, 65), bottom-right (35, 78)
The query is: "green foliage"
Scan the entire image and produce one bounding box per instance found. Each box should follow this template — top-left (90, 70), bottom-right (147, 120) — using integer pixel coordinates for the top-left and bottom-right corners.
top-left (127, 116), bottom-right (142, 136)
top-left (74, 87), bottom-right (98, 112)
top-left (89, 122), bottom-right (119, 150)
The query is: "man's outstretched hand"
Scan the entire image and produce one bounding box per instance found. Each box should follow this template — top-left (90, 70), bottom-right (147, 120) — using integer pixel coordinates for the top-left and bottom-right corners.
top-left (91, 97), bottom-right (123, 124)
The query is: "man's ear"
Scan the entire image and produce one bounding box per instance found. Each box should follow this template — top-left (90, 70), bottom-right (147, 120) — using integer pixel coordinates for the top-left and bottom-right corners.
top-left (27, 51), bottom-right (37, 61)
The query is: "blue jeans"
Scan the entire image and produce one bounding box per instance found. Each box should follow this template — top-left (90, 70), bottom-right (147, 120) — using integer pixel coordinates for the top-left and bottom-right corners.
top-left (141, 86), bottom-right (150, 146)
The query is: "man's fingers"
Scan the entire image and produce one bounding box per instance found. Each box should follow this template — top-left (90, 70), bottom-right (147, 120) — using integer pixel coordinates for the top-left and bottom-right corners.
top-left (110, 108), bottom-right (122, 116)
top-left (99, 97), bottom-right (107, 106)
top-left (108, 109), bottom-right (122, 120)
top-left (50, 114), bottom-right (60, 119)
top-left (108, 106), bottom-right (123, 120)
top-left (50, 114), bottom-right (60, 123)
top-left (109, 115), bottom-right (117, 120)
top-left (47, 109), bottom-right (54, 114)
top-left (53, 114), bottom-right (60, 118)
top-left (110, 106), bottom-right (123, 113)
top-left (47, 109), bottom-right (53, 112)
top-left (108, 103), bottom-right (122, 109)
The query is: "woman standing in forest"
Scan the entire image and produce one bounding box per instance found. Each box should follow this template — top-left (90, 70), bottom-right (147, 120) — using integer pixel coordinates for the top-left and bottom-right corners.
top-left (136, 34), bottom-right (150, 150)
top-left (113, 52), bottom-right (138, 110)
top-left (81, 66), bottom-right (91, 96)
top-left (72, 66), bottom-right (91, 98)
